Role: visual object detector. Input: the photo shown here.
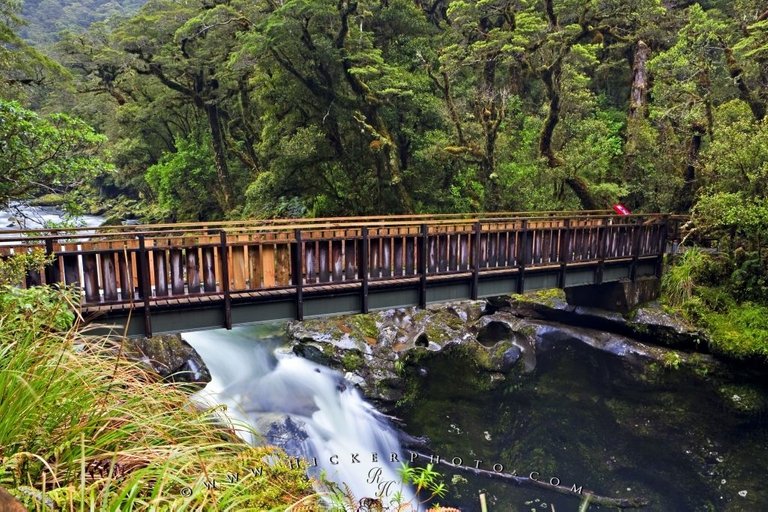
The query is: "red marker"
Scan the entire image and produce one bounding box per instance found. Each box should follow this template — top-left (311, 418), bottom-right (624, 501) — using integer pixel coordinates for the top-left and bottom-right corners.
top-left (612, 203), bottom-right (631, 215)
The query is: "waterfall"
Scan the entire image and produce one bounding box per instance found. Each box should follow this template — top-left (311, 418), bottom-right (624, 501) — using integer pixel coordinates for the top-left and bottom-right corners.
top-left (183, 325), bottom-right (418, 510)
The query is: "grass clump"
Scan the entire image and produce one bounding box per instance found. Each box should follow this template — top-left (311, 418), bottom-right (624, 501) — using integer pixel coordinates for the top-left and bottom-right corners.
top-left (662, 248), bottom-right (768, 360)
top-left (0, 285), bottom-right (318, 510)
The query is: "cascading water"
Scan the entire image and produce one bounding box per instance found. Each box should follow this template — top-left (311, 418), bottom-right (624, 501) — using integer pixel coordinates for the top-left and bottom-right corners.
top-left (183, 325), bottom-right (419, 510)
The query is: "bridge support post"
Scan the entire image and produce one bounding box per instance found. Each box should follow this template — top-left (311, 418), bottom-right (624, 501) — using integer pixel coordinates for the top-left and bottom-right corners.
top-left (656, 215), bottom-right (669, 278)
top-left (137, 235), bottom-right (152, 338)
top-left (558, 219), bottom-right (571, 288)
top-left (630, 217), bottom-right (642, 282)
top-left (219, 231), bottom-right (232, 329)
top-left (419, 224), bottom-right (428, 309)
top-left (596, 218), bottom-right (607, 285)
top-left (516, 220), bottom-right (528, 294)
top-left (360, 227), bottom-right (369, 313)
top-left (471, 221), bottom-right (481, 300)
top-left (565, 277), bottom-right (660, 313)
top-left (293, 229), bottom-right (304, 321)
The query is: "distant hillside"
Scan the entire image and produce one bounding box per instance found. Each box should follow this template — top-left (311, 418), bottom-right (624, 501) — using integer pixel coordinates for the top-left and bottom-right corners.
top-left (20, 0), bottom-right (145, 45)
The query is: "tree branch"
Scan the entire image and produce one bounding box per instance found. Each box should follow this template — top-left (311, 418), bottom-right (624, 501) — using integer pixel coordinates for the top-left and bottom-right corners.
top-left (409, 452), bottom-right (649, 509)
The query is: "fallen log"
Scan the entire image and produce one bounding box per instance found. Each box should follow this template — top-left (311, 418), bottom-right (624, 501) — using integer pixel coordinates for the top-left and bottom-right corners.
top-left (408, 451), bottom-right (649, 509)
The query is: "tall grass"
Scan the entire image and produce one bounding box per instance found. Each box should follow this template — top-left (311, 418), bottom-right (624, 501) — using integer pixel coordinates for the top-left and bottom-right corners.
top-left (661, 247), bottom-right (709, 306)
top-left (0, 285), bottom-right (318, 510)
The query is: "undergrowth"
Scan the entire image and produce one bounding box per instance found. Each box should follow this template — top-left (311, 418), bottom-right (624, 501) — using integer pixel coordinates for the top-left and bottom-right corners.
top-left (0, 285), bottom-right (318, 510)
top-left (662, 248), bottom-right (768, 360)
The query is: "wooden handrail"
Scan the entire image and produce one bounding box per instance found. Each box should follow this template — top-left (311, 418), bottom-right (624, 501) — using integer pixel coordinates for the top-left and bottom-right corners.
top-left (0, 209), bottom-right (616, 238)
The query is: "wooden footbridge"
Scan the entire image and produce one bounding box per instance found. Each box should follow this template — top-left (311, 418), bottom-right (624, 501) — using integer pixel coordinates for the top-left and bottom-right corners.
top-left (1, 211), bottom-right (679, 337)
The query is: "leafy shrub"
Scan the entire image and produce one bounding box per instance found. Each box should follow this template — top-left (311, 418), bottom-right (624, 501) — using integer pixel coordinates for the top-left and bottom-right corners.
top-left (0, 249), bottom-right (52, 287)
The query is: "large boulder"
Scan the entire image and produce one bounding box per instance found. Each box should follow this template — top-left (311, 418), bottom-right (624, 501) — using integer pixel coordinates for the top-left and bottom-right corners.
top-left (287, 301), bottom-right (493, 406)
top-left (287, 294), bottom-right (723, 408)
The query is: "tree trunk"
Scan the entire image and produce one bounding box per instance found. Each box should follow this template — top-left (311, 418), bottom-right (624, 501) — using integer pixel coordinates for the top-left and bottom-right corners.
top-left (539, 64), bottom-right (563, 169)
top-left (565, 176), bottom-right (600, 210)
top-left (539, 60), bottom-right (600, 210)
top-left (676, 124), bottom-right (705, 212)
top-left (624, 41), bottom-right (652, 200)
top-left (205, 103), bottom-right (233, 212)
top-left (723, 45), bottom-right (766, 121)
top-left (336, 0), bottom-right (414, 213)
top-left (629, 41), bottom-right (650, 120)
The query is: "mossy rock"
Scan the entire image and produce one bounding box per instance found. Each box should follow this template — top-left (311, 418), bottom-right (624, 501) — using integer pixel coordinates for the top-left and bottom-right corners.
top-left (28, 193), bottom-right (66, 207)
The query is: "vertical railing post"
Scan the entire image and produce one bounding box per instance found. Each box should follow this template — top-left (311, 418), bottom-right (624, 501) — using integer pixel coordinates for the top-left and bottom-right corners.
top-left (596, 217), bottom-right (607, 285)
top-left (558, 219), bottom-right (571, 289)
top-left (219, 230), bottom-right (232, 329)
top-left (516, 220), bottom-right (528, 294)
top-left (294, 229), bottom-right (304, 321)
top-left (471, 221), bottom-right (481, 300)
top-left (360, 226), bottom-right (369, 313)
top-left (656, 215), bottom-right (669, 278)
top-left (630, 216), bottom-right (643, 282)
top-left (44, 237), bottom-right (58, 285)
top-left (419, 224), bottom-right (428, 309)
top-left (137, 235), bottom-right (152, 338)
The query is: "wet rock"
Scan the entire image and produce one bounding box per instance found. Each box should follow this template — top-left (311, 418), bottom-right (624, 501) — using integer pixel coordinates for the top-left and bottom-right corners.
top-left (292, 343), bottom-right (333, 366)
top-left (123, 334), bottom-right (211, 388)
top-left (253, 414), bottom-right (311, 459)
top-left (286, 303), bottom-right (492, 406)
top-left (501, 346), bottom-right (522, 370)
top-left (493, 291), bottom-right (705, 350)
top-left (437, 300), bottom-right (487, 324)
top-left (286, 296), bottom-right (724, 408)
top-left (476, 320), bottom-right (514, 346)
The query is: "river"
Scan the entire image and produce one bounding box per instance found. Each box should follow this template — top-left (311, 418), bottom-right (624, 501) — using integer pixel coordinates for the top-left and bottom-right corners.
top-left (183, 325), bottom-right (421, 510)
top-left (0, 203), bottom-right (104, 232)
top-left (397, 338), bottom-right (768, 511)
top-left (180, 320), bottom-right (768, 511)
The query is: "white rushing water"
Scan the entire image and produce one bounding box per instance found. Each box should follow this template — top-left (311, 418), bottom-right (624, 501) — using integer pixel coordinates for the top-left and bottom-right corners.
top-left (184, 325), bottom-right (419, 510)
top-left (0, 203), bottom-right (104, 232)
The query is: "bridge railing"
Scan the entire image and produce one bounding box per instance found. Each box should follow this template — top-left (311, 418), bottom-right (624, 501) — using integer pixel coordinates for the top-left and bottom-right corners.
top-left (1, 214), bottom-right (669, 317)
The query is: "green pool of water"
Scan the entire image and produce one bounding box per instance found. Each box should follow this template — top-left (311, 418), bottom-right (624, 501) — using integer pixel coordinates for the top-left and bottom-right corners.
top-left (397, 341), bottom-right (768, 511)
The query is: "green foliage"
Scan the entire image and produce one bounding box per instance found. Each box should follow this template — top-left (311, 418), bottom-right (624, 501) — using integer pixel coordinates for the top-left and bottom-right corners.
top-left (0, 283), bottom-right (75, 331)
top-left (700, 302), bottom-right (768, 360)
top-left (0, 249), bottom-right (52, 287)
top-left (1, 0), bottom-right (63, 99)
top-left (0, 99), bottom-right (111, 208)
top-left (663, 249), bottom-right (768, 360)
top-left (397, 462), bottom-right (447, 508)
top-left (0, 285), bottom-right (317, 510)
top-left (19, 0), bottom-right (146, 45)
top-left (144, 133), bottom-right (220, 221)
top-left (12, 0), bottom-right (768, 228)
top-left (662, 248), bottom-right (710, 306)
top-left (661, 351), bottom-right (682, 370)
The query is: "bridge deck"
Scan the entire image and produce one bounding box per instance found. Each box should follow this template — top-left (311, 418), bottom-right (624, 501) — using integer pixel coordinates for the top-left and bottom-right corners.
top-left (1, 211), bottom-right (676, 336)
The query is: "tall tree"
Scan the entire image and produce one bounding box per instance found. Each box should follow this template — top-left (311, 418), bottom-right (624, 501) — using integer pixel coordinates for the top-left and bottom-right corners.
top-left (0, 99), bottom-right (111, 207)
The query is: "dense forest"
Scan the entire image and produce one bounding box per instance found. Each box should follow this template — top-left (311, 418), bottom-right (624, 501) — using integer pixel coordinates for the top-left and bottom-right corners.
top-left (2, 0), bottom-right (767, 226)
top-left (20, 0), bottom-right (146, 45)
